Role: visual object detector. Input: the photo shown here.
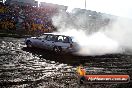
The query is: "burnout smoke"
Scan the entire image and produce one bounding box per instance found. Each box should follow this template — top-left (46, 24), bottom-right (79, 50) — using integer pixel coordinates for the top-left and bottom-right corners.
top-left (52, 8), bottom-right (132, 55)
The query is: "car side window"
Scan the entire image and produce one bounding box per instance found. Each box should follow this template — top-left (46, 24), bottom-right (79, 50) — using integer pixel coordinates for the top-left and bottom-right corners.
top-left (57, 36), bottom-right (63, 42)
top-left (57, 36), bottom-right (69, 43)
top-left (63, 37), bottom-right (69, 43)
top-left (38, 34), bottom-right (47, 39)
top-left (46, 35), bottom-right (55, 41)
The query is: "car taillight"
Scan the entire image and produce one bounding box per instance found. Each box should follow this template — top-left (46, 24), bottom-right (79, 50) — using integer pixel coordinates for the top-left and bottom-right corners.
top-left (70, 44), bottom-right (73, 48)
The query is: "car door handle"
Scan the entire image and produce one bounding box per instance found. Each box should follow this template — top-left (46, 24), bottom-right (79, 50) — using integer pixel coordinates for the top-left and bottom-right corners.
top-left (52, 42), bottom-right (54, 43)
top-left (42, 41), bottom-right (44, 42)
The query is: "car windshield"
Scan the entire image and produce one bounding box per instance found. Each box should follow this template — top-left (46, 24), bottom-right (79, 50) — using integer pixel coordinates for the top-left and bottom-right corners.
top-left (71, 36), bottom-right (77, 43)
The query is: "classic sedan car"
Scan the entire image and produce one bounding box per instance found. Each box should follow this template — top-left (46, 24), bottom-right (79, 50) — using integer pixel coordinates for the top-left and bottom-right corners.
top-left (25, 33), bottom-right (79, 53)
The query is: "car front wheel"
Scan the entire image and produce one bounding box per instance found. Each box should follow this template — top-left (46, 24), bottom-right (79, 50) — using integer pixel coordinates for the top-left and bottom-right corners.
top-left (26, 41), bottom-right (32, 48)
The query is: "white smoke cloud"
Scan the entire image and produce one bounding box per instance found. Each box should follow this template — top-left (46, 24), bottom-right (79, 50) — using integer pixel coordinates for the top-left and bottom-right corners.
top-left (52, 9), bottom-right (132, 55)
top-left (104, 17), bottom-right (132, 51)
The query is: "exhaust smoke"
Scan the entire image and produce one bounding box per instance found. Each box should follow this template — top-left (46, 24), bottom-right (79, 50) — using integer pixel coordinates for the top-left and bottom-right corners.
top-left (52, 9), bottom-right (132, 56)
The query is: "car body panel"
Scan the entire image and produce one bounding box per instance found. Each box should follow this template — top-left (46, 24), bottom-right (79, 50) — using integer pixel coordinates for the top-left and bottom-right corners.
top-left (25, 33), bottom-right (80, 53)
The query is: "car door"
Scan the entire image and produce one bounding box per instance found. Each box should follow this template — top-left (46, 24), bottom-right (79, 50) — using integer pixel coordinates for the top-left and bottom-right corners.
top-left (29, 37), bottom-right (40, 47)
top-left (55, 36), bottom-right (70, 51)
top-left (43, 35), bottom-right (56, 50)
top-left (35, 34), bottom-right (48, 49)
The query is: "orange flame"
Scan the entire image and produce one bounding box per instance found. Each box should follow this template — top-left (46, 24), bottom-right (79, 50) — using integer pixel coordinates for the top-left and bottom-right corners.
top-left (77, 66), bottom-right (86, 76)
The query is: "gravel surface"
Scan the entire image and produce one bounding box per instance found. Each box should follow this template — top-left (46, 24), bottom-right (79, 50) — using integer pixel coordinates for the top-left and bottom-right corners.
top-left (0, 37), bottom-right (132, 88)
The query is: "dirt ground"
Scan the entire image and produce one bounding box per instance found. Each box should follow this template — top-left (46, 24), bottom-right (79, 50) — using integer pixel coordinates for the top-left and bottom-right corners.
top-left (0, 37), bottom-right (132, 88)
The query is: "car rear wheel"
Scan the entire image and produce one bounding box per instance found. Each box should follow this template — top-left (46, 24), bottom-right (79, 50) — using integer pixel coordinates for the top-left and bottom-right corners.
top-left (26, 41), bottom-right (32, 48)
top-left (53, 46), bottom-right (62, 53)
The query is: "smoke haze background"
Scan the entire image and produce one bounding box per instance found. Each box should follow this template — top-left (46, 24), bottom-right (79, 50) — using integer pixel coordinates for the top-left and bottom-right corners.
top-left (37, 0), bottom-right (132, 19)
top-left (37, 0), bottom-right (132, 55)
top-left (52, 9), bottom-right (132, 55)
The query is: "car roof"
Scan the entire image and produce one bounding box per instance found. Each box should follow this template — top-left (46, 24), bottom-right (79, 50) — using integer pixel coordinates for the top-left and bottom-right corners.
top-left (43, 33), bottom-right (71, 37)
top-left (44, 33), bottom-right (58, 35)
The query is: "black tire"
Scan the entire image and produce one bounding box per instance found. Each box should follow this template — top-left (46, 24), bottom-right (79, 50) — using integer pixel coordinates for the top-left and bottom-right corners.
top-left (26, 41), bottom-right (32, 48)
top-left (53, 46), bottom-right (62, 53)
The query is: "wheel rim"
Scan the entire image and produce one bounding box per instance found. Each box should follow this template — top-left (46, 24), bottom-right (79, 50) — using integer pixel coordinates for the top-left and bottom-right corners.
top-left (54, 47), bottom-right (58, 52)
top-left (54, 47), bottom-right (61, 52)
